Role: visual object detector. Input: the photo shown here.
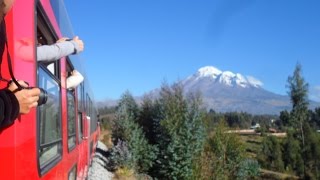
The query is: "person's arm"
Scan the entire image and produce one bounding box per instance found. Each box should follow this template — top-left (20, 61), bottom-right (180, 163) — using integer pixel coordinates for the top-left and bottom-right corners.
top-left (0, 81), bottom-right (40, 129)
top-left (0, 90), bottom-right (20, 128)
top-left (37, 41), bottom-right (79, 62)
top-left (67, 70), bottom-right (84, 89)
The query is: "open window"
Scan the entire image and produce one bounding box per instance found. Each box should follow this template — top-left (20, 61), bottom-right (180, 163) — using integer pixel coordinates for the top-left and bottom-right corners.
top-left (37, 6), bottom-right (60, 77)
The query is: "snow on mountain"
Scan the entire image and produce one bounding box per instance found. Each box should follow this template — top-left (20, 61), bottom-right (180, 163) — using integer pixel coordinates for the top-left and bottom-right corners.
top-left (197, 66), bottom-right (222, 79)
top-left (218, 71), bottom-right (236, 86)
top-left (191, 66), bottom-right (263, 88)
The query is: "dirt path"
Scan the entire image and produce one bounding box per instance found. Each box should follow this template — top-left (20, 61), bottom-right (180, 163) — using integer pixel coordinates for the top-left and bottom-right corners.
top-left (260, 169), bottom-right (300, 179)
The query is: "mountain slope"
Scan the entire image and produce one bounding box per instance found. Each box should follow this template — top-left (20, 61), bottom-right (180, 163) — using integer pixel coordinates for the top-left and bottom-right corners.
top-left (99, 66), bottom-right (319, 115)
top-left (181, 66), bottom-right (316, 114)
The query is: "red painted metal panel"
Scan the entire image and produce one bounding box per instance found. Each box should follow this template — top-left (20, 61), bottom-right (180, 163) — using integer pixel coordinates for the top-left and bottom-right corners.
top-left (0, 0), bottom-right (37, 180)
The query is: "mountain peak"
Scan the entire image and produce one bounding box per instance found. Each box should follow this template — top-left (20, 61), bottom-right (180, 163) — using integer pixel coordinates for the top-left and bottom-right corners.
top-left (197, 66), bottom-right (222, 78)
top-left (192, 65), bottom-right (263, 88)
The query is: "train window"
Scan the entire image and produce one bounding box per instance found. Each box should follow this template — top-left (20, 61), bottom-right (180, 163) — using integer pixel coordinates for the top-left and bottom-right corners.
top-left (77, 83), bottom-right (84, 111)
top-left (67, 91), bottom-right (76, 151)
top-left (86, 94), bottom-right (90, 116)
top-left (77, 112), bottom-right (83, 143)
top-left (38, 65), bottom-right (62, 171)
top-left (37, 5), bottom-right (60, 77)
top-left (68, 164), bottom-right (77, 180)
top-left (77, 82), bottom-right (84, 143)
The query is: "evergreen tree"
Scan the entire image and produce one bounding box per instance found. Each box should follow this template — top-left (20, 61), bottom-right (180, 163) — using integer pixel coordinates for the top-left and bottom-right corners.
top-left (279, 110), bottom-right (290, 128)
top-left (286, 63), bottom-right (309, 177)
top-left (303, 124), bottom-right (320, 179)
top-left (282, 129), bottom-right (304, 175)
top-left (138, 95), bottom-right (162, 145)
top-left (259, 135), bottom-right (284, 172)
top-left (287, 63), bottom-right (309, 147)
top-left (310, 108), bottom-right (320, 130)
top-left (155, 83), bottom-right (205, 179)
top-left (112, 91), bottom-right (156, 173)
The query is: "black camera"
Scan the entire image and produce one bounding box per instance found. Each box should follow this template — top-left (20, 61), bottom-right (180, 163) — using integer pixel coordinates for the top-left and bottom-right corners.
top-left (26, 87), bottom-right (48, 106)
top-left (38, 88), bottom-right (48, 106)
top-left (7, 80), bottom-right (48, 106)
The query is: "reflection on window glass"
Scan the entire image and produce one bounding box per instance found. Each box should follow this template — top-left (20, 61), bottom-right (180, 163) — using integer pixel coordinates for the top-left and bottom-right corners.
top-left (38, 67), bottom-right (62, 168)
top-left (67, 91), bottom-right (76, 150)
top-left (77, 83), bottom-right (84, 111)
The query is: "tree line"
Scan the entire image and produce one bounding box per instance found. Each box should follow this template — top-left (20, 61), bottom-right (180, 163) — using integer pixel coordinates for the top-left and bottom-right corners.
top-left (98, 63), bottom-right (320, 179)
top-left (103, 83), bottom-right (259, 179)
top-left (258, 64), bottom-right (320, 179)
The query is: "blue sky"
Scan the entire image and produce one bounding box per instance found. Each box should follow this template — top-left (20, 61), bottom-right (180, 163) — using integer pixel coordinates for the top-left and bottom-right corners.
top-left (64, 0), bottom-right (320, 101)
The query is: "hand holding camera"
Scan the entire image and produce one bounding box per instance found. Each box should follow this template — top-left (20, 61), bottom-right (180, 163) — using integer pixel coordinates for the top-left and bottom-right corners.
top-left (7, 80), bottom-right (48, 113)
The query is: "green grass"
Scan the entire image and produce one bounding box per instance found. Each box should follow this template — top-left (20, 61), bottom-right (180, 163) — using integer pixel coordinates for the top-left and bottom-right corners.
top-left (238, 134), bottom-right (263, 158)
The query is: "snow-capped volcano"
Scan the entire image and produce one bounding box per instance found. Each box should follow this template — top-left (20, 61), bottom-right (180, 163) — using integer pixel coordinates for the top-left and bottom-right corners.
top-left (181, 66), bottom-right (292, 114)
top-left (100, 65), bottom-right (320, 115)
top-left (185, 66), bottom-right (263, 88)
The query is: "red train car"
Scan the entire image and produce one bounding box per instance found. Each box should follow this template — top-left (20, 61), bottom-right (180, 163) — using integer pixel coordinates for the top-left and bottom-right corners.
top-left (0, 0), bottom-right (100, 179)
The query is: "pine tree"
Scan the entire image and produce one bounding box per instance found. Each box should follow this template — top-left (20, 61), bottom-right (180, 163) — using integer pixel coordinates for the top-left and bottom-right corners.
top-left (112, 91), bottom-right (156, 173)
top-left (154, 83), bottom-right (205, 179)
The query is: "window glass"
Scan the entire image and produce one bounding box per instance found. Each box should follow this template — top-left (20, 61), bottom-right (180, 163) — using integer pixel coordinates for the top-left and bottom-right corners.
top-left (68, 165), bottom-right (77, 180)
top-left (78, 112), bottom-right (83, 143)
top-left (38, 66), bottom-right (62, 168)
top-left (86, 94), bottom-right (90, 115)
top-left (77, 83), bottom-right (84, 111)
top-left (67, 91), bottom-right (76, 150)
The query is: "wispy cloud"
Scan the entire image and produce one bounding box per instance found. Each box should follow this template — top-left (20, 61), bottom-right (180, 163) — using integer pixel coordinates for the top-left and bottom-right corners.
top-left (310, 86), bottom-right (320, 102)
top-left (246, 76), bottom-right (263, 87)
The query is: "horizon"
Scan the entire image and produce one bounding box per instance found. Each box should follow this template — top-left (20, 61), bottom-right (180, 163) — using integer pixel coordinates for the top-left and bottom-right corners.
top-left (65, 0), bottom-right (320, 102)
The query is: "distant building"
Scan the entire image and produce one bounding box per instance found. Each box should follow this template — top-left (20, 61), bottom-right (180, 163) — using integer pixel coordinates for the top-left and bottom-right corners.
top-left (317, 130), bottom-right (320, 133)
top-left (250, 123), bottom-right (260, 129)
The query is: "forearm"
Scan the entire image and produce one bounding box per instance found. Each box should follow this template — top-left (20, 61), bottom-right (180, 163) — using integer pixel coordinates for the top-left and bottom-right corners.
top-left (0, 90), bottom-right (19, 128)
top-left (37, 41), bottom-right (79, 62)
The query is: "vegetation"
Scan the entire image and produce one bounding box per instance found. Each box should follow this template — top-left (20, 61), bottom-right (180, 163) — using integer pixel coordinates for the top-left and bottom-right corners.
top-left (98, 63), bottom-right (320, 179)
top-left (258, 63), bottom-right (320, 179)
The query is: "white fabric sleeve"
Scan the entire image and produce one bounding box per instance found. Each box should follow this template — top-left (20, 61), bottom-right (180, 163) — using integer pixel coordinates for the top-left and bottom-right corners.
top-left (66, 70), bottom-right (84, 89)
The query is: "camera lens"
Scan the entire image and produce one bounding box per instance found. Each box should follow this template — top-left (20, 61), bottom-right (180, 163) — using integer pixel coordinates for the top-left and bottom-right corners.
top-left (38, 88), bottom-right (48, 106)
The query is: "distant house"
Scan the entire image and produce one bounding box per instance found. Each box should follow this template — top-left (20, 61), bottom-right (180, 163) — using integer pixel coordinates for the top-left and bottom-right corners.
top-left (250, 123), bottom-right (260, 130)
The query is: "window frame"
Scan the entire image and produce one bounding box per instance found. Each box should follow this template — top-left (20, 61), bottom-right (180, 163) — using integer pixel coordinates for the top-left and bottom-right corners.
top-left (37, 65), bottom-right (63, 175)
top-left (67, 90), bottom-right (77, 152)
